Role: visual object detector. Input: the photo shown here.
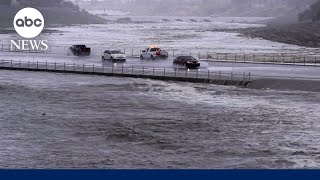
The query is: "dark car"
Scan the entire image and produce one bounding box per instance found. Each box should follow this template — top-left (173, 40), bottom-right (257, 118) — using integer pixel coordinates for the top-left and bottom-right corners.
top-left (69, 45), bottom-right (91, 56)
top-left (173, 56), bottom-right (200, 68)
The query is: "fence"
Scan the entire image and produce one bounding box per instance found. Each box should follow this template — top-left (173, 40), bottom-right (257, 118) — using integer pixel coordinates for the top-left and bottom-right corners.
top-left (0, 59), bottom-right (252, 86)
top-left (3, 44), bottom-right (320, 66)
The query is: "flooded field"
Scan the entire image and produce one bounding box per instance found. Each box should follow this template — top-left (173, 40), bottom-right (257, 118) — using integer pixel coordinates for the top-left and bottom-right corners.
top-left (0, 70), bottom-right (319, 168)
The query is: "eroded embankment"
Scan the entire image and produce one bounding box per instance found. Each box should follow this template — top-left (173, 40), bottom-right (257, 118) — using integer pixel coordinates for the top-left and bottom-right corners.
top-left (247, 79), bottom-right (320, 92)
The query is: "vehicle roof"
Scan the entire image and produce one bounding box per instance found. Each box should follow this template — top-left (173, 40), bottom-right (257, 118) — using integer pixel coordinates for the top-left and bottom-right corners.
top-left (104, 50), bottom-right (123, 53)
top-left (177, 56), bottom-right (195, 58)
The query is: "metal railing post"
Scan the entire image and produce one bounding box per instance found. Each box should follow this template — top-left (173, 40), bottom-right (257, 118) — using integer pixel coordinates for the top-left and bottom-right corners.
top-left (273, 56), bottom-right (275, 63)
top-left (243, 72), bottom-right (246, 82)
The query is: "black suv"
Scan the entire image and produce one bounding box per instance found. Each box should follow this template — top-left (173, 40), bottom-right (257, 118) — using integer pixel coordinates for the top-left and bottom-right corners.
top-left (69, 45), bottom-right (91, 56)
top-left (173, 56), bottom-right (200, 68)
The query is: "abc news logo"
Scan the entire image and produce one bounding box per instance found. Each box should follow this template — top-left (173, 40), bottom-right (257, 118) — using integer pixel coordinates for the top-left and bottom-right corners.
top-left (15, 16), bottom-right (43, 28)
top-left (11, 7), bottom-right (48, 51)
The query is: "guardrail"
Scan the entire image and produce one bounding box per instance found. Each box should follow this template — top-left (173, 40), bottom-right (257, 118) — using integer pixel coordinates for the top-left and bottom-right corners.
top-left (0, 59), bottom-right (252, 86)
top-left (2, 44), bottom-right (320, 67)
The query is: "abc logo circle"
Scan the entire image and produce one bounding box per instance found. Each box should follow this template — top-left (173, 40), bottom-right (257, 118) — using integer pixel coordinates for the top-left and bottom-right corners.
top-left (14, 7), bottom-right (44, 39)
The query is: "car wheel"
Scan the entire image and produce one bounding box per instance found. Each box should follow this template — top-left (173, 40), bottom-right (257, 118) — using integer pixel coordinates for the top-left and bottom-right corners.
top-left (151, 55), bottom-right (154, 60)
top-left (110, 57), bottom-right (114, 61)
top-left (140, 55), bottom-right (144, 59)
top-left (102, 56), bottom-right (105, 61)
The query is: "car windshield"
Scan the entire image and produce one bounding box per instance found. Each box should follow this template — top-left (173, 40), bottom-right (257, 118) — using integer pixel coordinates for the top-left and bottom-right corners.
top-left (111, 51), bottom-right (122, 54)
top-left (150, 48), bottom-right (160, 52)
top-left (185, 56), bottom-right (196, 60)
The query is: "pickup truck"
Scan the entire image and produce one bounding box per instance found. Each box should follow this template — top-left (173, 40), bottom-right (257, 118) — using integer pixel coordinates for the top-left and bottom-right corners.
top-left (140, 46), bottom-right (169, 60)
top-left (69, 45), bottom-right (91, 56)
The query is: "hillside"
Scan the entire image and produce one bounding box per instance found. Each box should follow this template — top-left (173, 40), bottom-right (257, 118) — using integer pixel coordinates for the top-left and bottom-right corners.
top-left (237, 1), bottom-right (320, 48)
top-left (0, 0), bottom-right (106, 28)
top-left (299, 0), bottom-right (320, 21)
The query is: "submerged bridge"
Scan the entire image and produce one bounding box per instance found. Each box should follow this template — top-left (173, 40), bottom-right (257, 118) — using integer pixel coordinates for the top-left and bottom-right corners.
top-left (0, 60), bottom-right (252, 87)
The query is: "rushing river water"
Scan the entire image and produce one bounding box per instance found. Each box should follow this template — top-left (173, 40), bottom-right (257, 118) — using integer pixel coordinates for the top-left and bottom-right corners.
top-left (0, 70), bottom-right (319, 168)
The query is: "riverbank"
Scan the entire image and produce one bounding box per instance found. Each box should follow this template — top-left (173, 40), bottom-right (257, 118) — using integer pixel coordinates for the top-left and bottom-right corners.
top-left (209, 22), bottom-right (320, 48)
top-left (248, 78), bottom-right (320, 92)
top-left (241, 22), bottom-right (320, 48)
